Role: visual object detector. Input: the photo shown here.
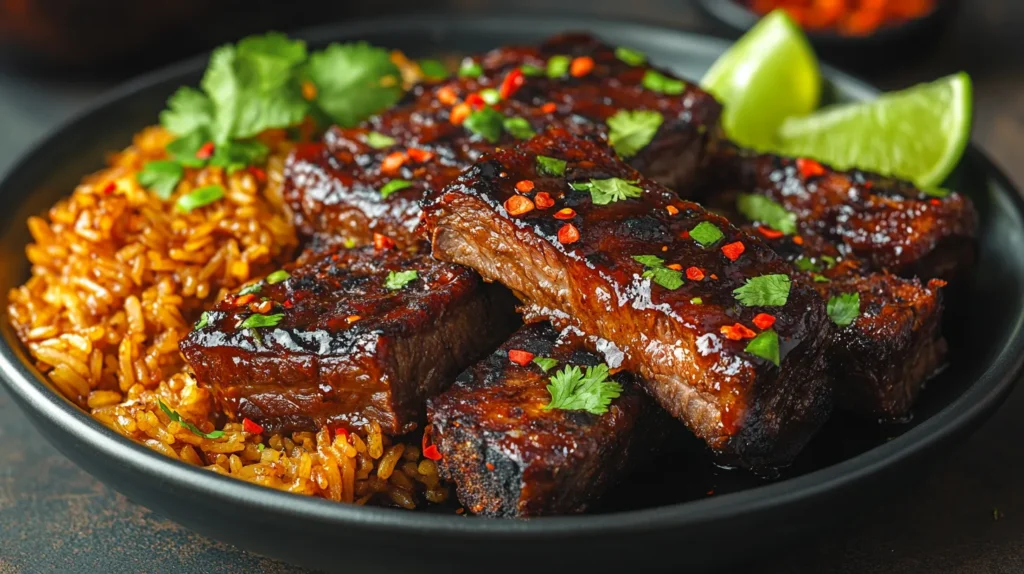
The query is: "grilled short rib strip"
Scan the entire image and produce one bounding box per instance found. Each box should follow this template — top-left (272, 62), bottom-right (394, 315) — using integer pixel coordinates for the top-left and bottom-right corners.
top-left (180, 241), bottom-right (519, 435)
top-left (282, 33), bottom-right (721, 244)
top-left (701, 143), bottom-right (977, 281)
top-left (422, 131), bottom-right (833, 469)
top-left (428, 322), bottom-right (667, 517)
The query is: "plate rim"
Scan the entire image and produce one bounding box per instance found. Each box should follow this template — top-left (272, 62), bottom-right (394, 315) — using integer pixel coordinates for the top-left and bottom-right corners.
top-left (1, 12), bottom-right (1021, 538)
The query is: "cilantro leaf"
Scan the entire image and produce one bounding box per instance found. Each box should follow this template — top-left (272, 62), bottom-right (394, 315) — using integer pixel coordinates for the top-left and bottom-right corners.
top-left (304, 42), bottom-right (403, 128)
top-left (631, 255), bottom-right (665, 267)
top-left (160, 87), bottom-right (214, 137)
top-left (827, 292), bottom-right (861, 327)
top-left (380, 179), bottom-right (413, 198)
top-left (632, 255), bottom-right (683, 290)
top-left (266, 270), bottom-right (290, 284)
top-left (607, 109), bottom-right (663, 158)
top-left (165, 131), bottom-right (209, 167)
top-left (365, 131), bottom-right (397, 149)
top-left (570, 177), bottom-right (642, 205)
top-left (690, 297), bottom-right (703, 305)
top-left (544, 364), bottom-right (623, 415)
top-left (745, 330), bottom-right (780, 366)
top-left (238, 282), bottom-right (262, 296)
top-left (384, 270), bottom-right (419, 290)
top-left (641, 70), bottom-right (686, 95)
top-left (820, 255), bottom-right (837, 269)
top-left (418, 59), bottom-right (448, 79)
top-left (137, 160), bottom-right (184, 199)
top-left (733, 274), bottom-right (792, 307)
top-left (794, 256), bottom-right (819, 272)
top-left (463, 107), bottom-right (505, 143)
top-left (737, 194), bottom-right (797, 235)
top-left (546, 55), bottom-right (570, 77)
top-left (158, 400), bottom-right (224, 439)
top-left (813, 274), bottom-right (830, 283)
top-left (923, 187), bottom-right (952, 198)
top-left (503, 117), bottom-right (536, 140)
top-left (533, 357), bottom-right (559, 372)
top-left (240, 313), bottom-right (284, 329)
top-left (520, 64), bottom-right (544, 76)
top-left (194, 311), bottom-right (210, 330)
top-left (458, 59), bottom-right (482, 78)
top-left (208, 140), bottom-right (270, 173)
top-left (690, 221), bottom-right (724, 246)
top-left (615, 46), bottom-right (646, 66)
top-left (536, 155), bottom-right (567, 177)
top-left (479, 88), bottom-right (501, 105)
top-left (237, 32), bottom-right (308, 85)
top-left (176, 185), bottom-right (225, 213)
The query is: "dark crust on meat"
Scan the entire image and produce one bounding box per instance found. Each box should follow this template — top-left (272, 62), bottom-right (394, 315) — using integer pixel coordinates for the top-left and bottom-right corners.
top-left (428, 322), bottom-right (668, 517)
top-left (281, 33), bottom-right (722, 245)
top-left (700, 141), bottom-right (978, 281)
top-left (422, 130), bottom-right (832, 469)
top-left (179, 242), bottom-right (520, 435)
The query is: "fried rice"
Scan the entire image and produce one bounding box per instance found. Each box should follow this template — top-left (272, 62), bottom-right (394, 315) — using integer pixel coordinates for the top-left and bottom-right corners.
top-left (7, 125), bottom-right (448, 508)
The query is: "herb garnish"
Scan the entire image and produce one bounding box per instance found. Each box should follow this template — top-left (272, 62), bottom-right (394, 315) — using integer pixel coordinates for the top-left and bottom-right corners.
top-left (827, 292), bottom-right (861, 327)
top-left (380, 179), bottom-right (414, 198)
top-left (480, 88), bottom-right (501, 105)
top-left (737, 194), bottom-right (797, 235)
top-left (458, 59), bottom-right (482, 78)
top-left (570, 177), bottom-right (643, 205)
top-left (303, 41), bottom-right (403, 127)
top-left (464, 107), bottom-right (505, 143)
top-left (384, 270), bottom-right (419, 290)
top-left (733, 274), bottom-right (792, 307)
top-left (744, 330), bottom-right (780, 366)
top-left (641, 70), bottom-right (685, 95)
top-left (689, 222), bottom-right (724, 247)
top-left (632, 255), bottom-right (684, 290)
top-left (813, 274), bottom-right (830, 283)
top-left (158, 400), bottom-right (225, 439)
top-left (238, 282), bottom-right (262, 296)
top-left (533, 357), bottom-right (559, 373)
top-left (266, 270), bottom-right (290, 284)
top-left (365, 131), bottom-right (397, 149)
top-left (536, 155), bottom-right (567, 177)
top-left (176, 185), bottom-right (225, 213)
top-left (418, 59), bottom-right (448, 79)
top-left (606, 109), bottom-right (663, 158)
top-left (240, 313), bottom-right (284, 329)
top-left (544, 364), bottom-right (623, 415)
top-left (194, 311), bottom-right (210, 330)
top-left (503, 117), bottom-right (536, 140)
top-left (615, 46), bottom-right (646, 66)
top-left (136, 161), bottom-right (184, 199)
top-left (546, 55), bottom-right (570, 78)
top-left (794, 257), bottom-right (818, 272)
top-left (923, 187), bottom-right (951, 198)
top-left (520, 64), bottom-right (544, 76)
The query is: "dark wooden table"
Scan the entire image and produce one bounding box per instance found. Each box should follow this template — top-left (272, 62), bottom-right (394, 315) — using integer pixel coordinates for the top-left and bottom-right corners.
top-left (2, 1), bottom-right (1023, 572)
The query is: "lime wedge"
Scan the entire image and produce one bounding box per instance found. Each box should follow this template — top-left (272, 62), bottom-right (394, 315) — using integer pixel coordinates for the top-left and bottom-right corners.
top-left (778, 73), bottom-right (972, 188)
top-left (701, 10), bottom-right (821, 149)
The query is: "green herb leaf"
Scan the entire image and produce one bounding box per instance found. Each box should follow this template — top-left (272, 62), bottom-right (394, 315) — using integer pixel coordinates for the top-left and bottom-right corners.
top-left (546, 55), bottom-right (570, 78)
top-left (384, 270), bottom-right (419, 290)
top-left (165, 131), bottom-right (209, 168)
top-left (632, 255), bottom-right (683, 290)
top-left (208, 140), bottom-right (270, 173)
top-left (827, 292), bottom-right (861, 327)
top-left (304, 41), bottom-right (403, 128)
top-left (533, 357), bottom-right (559, 372)
top-left (733, 274), bottom-right (792, 307)
top-left (240, 313), bottom-right (284, 329)
top-left (536, 155), bottom-right (567, 177)
top-left (690, 221), bottom-right (724, 247)
top-left (266, 270), bottom-right (290, 284)
top-left (137, 160), bottom-right (184, 199)
top-left (821, 255), bottom-right (837, 269)
top-left (923, 187), bottom-right (951, 198)
top-left (238, 282), bottom-right (262, 296)
top-left (813, 274), bottom-right (830, 283)
top-left (607, 109), bottom-right (663, 158)
top-left (463, 107), bottom-right (505, 143)
top-left (632, 255), bottom-right (665, 267)
top-left (503, 116), bottom-right (536, 140)
top-left (544, 364), bottom-right (623, 415)
top-left (479, 88), bottom-right (501, 105)
top-left (257, 443), bottom-right (265, 452)
top-left (737, 194), bottom-right (797, 235)
top-left (418, 59), bottom-right (448, 79)
top-left (176, 185), bottom-right (225, 213)
top-left (380, 179), bottom-right (413, 199)
top-left (690, 297), bottom-right (703, 305)
top-left (160, 87), bottom-right (214, 137)
top-left (158, 400), bottom-right (225, 439)
top-left (365, 131), bottom-right (397, 149)
top-left (615, 46), bottom-right (646, 66)
top-left (194, 311), bottom-right (210, 330)
top-left (458, 59), bottom-right (482, 78)
top-left (745, 330), bottom-right (780, 366)
top-left (520, 64), bottom-right (544, 76)
top-left (794, 256), bottom-right (819, 272)
top-left (570, 177), bottom-right (642, 205)
top-left (641, 70), bottom-right (686, 95)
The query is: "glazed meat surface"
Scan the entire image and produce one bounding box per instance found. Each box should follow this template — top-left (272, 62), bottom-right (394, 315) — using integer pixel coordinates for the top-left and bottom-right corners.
top-left (282, 32), bottom-right (722, 245)
top-left (428, 322), bottom-right (667, 517)
top-left (180, 240), bottom-right (519, 435)
top-left (422, 130), bottom-right (833, 469)
top-left (700, 142), bottom-right (977, 281)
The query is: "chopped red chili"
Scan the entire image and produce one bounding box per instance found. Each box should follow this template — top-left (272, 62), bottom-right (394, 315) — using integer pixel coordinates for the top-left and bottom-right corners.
top-left (335, 427), bottom-right (349, 439)
top-left (437, 85), bottom-right (458, 106)
top-left (557, 223), bottom-right (580, 244)
top-left (242, 417), bottom-right (264, 434)
top-left (666, 263), bottom-right (683, 271)
top-left (499, 68), bottom-right (525, 100)
top-left (792, 235), bottom-right (804, 246)
top-left (234, 293), bottom-right (256, 307)
top-left (753, 313), bottom-right (777, 330)
top-left (666, 205), bottom-right (679, 216)
top-left (282, 299), bottom-right (294, 309)
top-left (102, 182), bottom-right (117, 195)
top-left (373, 233), bottom-right (396, 251)
top-left (465, 93), bottom-right (486, 110)
top-left (541, 102), bottom-right (557, 113)
top-left (196, 142), bottom-right (215, 160)
top-left (504, 195), bottom-right (535, 216)
top-left (345, 314), bottom-right (361, 324)
top-left (248, 166), bottom-right (266, 182)
top-left (534, 192), bottom-right (555, 209)
top-left (796, 157), bottom-right (826, 178)
top-left (515, 180), bottom-right (535, 193)
top-left (407, 148), bottom-right (434, 163)
top-left (757, 226), bottom-right (785, 239)
top-left (381, 151), bottom-right (407, 173)
top-left (508, 349), bottom-right (535, 366)
top-left (485, 462), bottom-right (496, 471)
top-left (929, 198), bottom-right (942, 206)
top-left (421, 427), bottom-right (443, 461)
top-left (553, 207), bottom-right (576, 220)
top-left (710, 273), bottom-right (719, 280)
top-left (720, 323), bottom-right (757, 340)
top-left (721, 241), bottom-right (746, 261)
top-left (686, 266), bottom-right (705, 281)
top-left (450, 102), bottom-right (471, 125)
top-left (570, 56), bottom-right (595, 77)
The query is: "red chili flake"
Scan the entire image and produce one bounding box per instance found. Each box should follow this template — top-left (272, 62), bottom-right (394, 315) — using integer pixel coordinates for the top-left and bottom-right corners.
top-left (345, 315), bottom-right (361, 324)
top-left (242, 417), bottom-right (264, 434)
top-left (553, 207), bottom-right (576, 220)
top-left (407, 148), bottom-right (434, 163)
top-left (686, 266), bottom-right (705, 281)
top-left (499, 68), bottom-right (526, 100)
top-left (753, 313), bottom-right (776, 330)
top-left (102, 182), bottom-right (117, 195)
top-left (508, 349), bottom-right (535, 366)
top-left (373, 233), bottom-right (396, 251)
top-left (381, 151), bottom-right (407, 173)
top-left (485, 462), bottom-right (496, 471)
top-left (863, 181), bottom-right (875, 190)
top-left (557, 223), bottom-right (580, 244)
top-left (661, 246), bottom-right (669, 252)
top-left (335, 427), bottom-right (349, 439)
top-left (796, 157), bottom-right (825, 178)
top-left (720, 323), bottom-right (757, 340)
top-left (706, 489), bottom-right (715, 496)
top-left (757, 226), bottom-right (785, 239)
top-left (195, 142), bottom-right (215, 160)
top-left (515, 180), bottom-right (535, 193)
top-left (437, 85), bottom-right (458, 106)
top-left (570, 56), bottom-right (595, 77)
top-left (680, 230), bottom-right (690, 239)
top-left (541, 102), bottom-right (557, 113)
top-left (534, 192), bottom-right (555, 209)
top-left (234, 293), bottom-right (255, 307)
top-left (792, 235), bottom-right (804, 246)
top-left (666, 263), bottom-right (683, 271)
top-left (465, 93), bottom-right (486, 110)
top-left (721, 241), bottom-right (745, 261)
top-left (666, 205), bottom-right (679, 216)
top-left (282, 299), bottom-right (294, 309)
top-left (710, 273), bottom-right (719, 280)
top-left (421, 428), bottom-right (443, 461)
top-left (450, 102), bottom-right (471, 125)
top-left (504, 195), bottom-right (535, 216)
top-left (455, 508), bottom-right (465, 515)
top-left (929, 198), bottom-right (942, 206)
top-left (248, 166), bottom-right (266, 182)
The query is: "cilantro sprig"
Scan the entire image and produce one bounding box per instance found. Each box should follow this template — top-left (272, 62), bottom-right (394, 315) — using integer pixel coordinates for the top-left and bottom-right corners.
top-left (827, 292), bottom-right (861, 327)
top-left (733, 274), bottom-right (792, 307)
top-left (385, 270), bottom-right (419, 290)
top-left (632, 255), bottom-right (684, 290)
top-left (570, 177), bottom-right (643, 205)
top-left (544, 364), bottom-right (623, 415)
top-left (737, 194), bottom-right (797, 235)
top-left (607, 109), bottom-right (663, 158)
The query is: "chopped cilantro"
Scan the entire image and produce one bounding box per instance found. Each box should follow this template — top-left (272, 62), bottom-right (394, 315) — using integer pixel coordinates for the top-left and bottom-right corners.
top-left (570, 177), bottom-right (642, 205)
top-left (536, 155), bottom-right (567, 177)
top-left (615, 46), bottom-right (646, 66)
top-left (365, 131), bottom-right (397, 149)
top-left (266, 270), bottom-right (290, 284)
top-left (208, 140), bottom-right (270, 173)
top-left (160, 87), bottom-right (214, 137)
top-left (240, 313), bottom-right (284, 329)
top-left (641, 70), bottom-right (686, 95)
top-left (632, 255), bottom-right (684, 290)
top-left (418, 59), bottom-right (448, 79)
top-left (458, 59), bottom-right (482, 78)
top-left (813, 274), bottom-right (830, 283)
top-left (794, 256), bottom-right (818, 272)
top-left (690, 221), bottom-right (724, 247)
top-left (238, 282), bottom-right (262, 296)
top-left (827, 292), bottom-right (861, 327)
top-left (503, 117), bottom-right (536, 140)
top-left (165, 131), bottom-right (208, 168)
top-left (136, 160), bottom-right (184, 199)
top-left (194, 311), bottom-right (210, 330)
top-left (632, 254), bottom-right (666, 267)
top-left (304, 41), bottom-right (403, 128)
top-left (546, 55), bottom-right (570, 77)
top-left (745, 330), bottom-right (780, 366)
top-left (479, 88), bottom-right (501, 105)
top-left (690, 297), bottom-right (703, 305)
top-left (158, 400), bottom-right (225, 439)
top-left (384, 270), bottom-right (419, 290)
top-left (606, 109), bottom-right (663, 158)
top-left (737, 194), bottom-right (797, 235)
top-left (544, 364), bottom-right (623, 415)
top-left (380, 179), bottom-right (413, 199)
top-left (923, 187), bottom-right (952, 198)
top-left (520, 64), bottom-right (544, 76)
top-left (733, 274), bottom-right (792, 307)
top-left (257, 443), bottom-right (265, 452)
top-left (533, 357), bottom-right (559, 372)
top-left (464, 107), bottom-right (504, 143)
top-left (176, 185), bottom-right (225, 213)
top-left (821, 255), bottom-right (837, 269)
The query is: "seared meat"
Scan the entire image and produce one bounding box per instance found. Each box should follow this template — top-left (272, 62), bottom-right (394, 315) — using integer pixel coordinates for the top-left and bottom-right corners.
top-left (428, 322), bottom-right (668, 517)
top-left (282, 32), bottom-right (721, 244)
top-left (700, 142), bottom-right (977, 281)
top-left (179, 241), bottom-right (519, 435)
top-left (422, 130), bottom-right (833, 469)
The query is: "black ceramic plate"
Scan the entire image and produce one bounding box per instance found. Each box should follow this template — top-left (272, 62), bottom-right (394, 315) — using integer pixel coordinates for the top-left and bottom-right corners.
top-left (1, 14), bottom-right (1021, 574)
